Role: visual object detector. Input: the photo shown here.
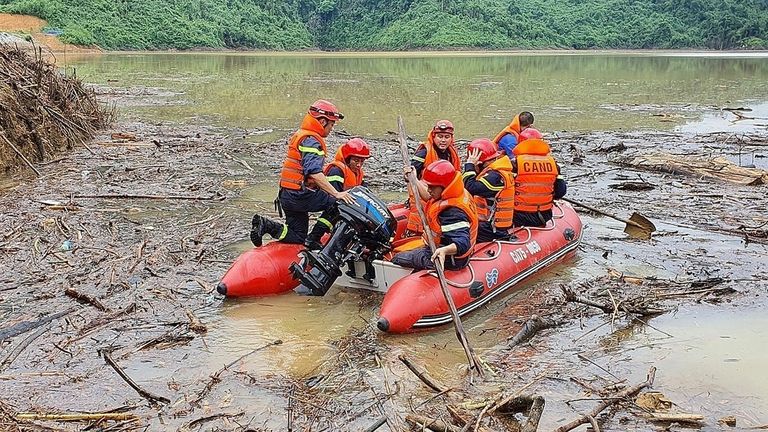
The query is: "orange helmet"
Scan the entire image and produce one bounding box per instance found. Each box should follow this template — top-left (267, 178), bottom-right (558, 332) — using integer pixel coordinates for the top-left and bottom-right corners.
top-left (340, 138), bottom-right (371, 160)
top-left (309, 99), bottom-right (344, 121)
top-left (432, 120), bottom-right (454, 135)
top-left (467, 138), bottom-right (500, 163)
top-left (519, 127), bottom-right (542, 142)
top-left (422, 160), bottom-right (457, 188)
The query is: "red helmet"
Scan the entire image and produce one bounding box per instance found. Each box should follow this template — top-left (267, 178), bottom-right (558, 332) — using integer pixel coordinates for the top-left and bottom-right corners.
top-left (519, 127), bottom-right (542, 142)
top-left (309, 99), bottom-right (344, 121)
top-left (340, 138), bottom-right (371, 159)
top-left (422, 160), bottom-right (457, 188)
top-left (432, 120), bottom-right (454, 135)
top-left (467, 138), bottom-right (500, 163)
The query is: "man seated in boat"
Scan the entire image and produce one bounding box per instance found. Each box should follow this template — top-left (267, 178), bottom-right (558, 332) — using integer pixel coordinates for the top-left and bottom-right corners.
top-left (492, 111), bottom-right (535, 159)
top-left (461, 138), bottom-right (516, 242)
top-left (304, 138), bottom-right (372, 250)
top-left (250, 99), bottom-right (356, 248)
top-left (510, 137), bottom-right (567, 228)
top-left (393, 160), bottom-right (478, 271)
top-left (405, 120), bottom-right (461, 237)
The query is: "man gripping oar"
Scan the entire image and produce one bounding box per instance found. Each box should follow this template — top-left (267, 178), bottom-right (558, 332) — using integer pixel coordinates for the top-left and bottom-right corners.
top-left (394, 116), bottom-right (484, 378)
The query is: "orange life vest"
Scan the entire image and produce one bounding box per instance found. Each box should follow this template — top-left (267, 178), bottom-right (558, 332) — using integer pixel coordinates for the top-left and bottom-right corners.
top-left (512, 138), bottom-right (557, 213)
top-left (424, 173), bottom-right (478, 260)
top-left (473, 156), bottom-right (515, 230)
top-left (279, 114), bottom-right (327, 190)
top-left (492, 114), bottom-right (521, 147)
top-left (323, 153), bottom-right (364, 190)
top-left (406, 131), bottom-right (461, 233)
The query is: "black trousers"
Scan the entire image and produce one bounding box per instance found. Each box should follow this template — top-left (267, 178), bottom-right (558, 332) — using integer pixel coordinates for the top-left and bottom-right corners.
top-left (391, 246), bottom-right (468, 271)
top-left (477, 221), bottom-right (513, 243)
top-left (513, 210), bottom-right (553, 228)
top-left (278, 188), bottom-right (337, 244)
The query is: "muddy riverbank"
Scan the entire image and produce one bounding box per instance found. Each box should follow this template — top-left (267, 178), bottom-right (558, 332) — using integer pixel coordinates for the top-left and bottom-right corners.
top-left (1, 82), bottom-right (767, 431)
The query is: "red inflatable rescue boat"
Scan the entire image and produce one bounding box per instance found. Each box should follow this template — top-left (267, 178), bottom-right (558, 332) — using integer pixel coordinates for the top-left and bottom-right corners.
top-left (217, 189), bottom-right (582, 334)
top-left (375, 203), bottom-right (582, 333)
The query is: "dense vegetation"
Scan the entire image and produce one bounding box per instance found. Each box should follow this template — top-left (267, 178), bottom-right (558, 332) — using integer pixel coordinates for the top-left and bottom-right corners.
top-left (2, 0), bottom-right (767, 50)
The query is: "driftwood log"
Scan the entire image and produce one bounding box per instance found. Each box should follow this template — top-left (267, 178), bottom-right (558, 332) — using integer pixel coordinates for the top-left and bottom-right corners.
top-left (65, 287), bottom-right (109, 311)
top-left (554, 366), bottom-right (656, 432)
top-left (398, 354), bottom-right (449, 393)
top-left (0, 324), bottom-right (51, 372)
top-left (0, 307), bottom-right (76, 342)
top-left (506, 315), bottom-right (563, 350)
top-left (561, 285), bottom-right (665, 316)
top-left (612, 152), bottom-right (768, 185)
top-left (103, 350), bottom-right (170, 404)
top-left (15, 412), bottom-right (138, 422)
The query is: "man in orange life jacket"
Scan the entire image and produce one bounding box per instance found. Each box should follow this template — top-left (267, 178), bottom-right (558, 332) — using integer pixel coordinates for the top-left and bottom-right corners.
top-left (393, 160), bottom-right (478, 271)
top-left (493, 111), bottom-right (535, 159)
top-left (462, 138), bottom-right (516, 242)
top-left (250, 100), bottom-right (355, 247)
top-left (511, 137), bottom-right (567, 227)
top-left (303, 138), bottom-right (371, 249)
top-left (405, 120), bottom-right (461, 236)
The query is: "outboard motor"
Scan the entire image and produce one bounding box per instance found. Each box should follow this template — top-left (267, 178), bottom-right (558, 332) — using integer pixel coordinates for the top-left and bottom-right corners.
top-left (290, 186), bottom-right (397, 296)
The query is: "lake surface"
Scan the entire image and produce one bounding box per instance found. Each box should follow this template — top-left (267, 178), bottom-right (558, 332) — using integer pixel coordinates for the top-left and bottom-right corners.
top-left (68, 51), bottom-right (768, 139)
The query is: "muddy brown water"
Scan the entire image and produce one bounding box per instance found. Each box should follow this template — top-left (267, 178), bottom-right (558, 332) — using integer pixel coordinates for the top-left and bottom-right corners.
top-left (2, 52), bottom-right (767, 430)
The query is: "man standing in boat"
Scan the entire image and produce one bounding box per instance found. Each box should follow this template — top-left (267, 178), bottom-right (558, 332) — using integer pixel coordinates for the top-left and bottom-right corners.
top-left (462, 138), bottom-right (516, 242)
top-left (493, 111), bottom-right (535, 159)
top-left (250, 100), bottom-right (355, 248)
top-left (510, 137), bottom-right (567, 227)
top-left (393, 160), bottom-right (478, 271)
top-left (303, 138), bottom-right (371, 250)
top-left (405, 120), bottom-right (461, 236)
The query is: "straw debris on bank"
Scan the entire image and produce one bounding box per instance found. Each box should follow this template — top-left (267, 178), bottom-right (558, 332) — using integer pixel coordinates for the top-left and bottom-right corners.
top-left (0, 44), bottom-right (112, 175)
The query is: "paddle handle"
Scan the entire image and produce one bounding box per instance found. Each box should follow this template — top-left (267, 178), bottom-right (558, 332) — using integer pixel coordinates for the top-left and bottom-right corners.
top-left (396, 116), bottom-right (483, 378)
top-left (562, 197), bottom-right (645, 229)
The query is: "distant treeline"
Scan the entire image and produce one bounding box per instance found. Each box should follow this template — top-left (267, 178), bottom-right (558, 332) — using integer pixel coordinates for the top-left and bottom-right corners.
top-left (2, 0), bottom-right (766, 50)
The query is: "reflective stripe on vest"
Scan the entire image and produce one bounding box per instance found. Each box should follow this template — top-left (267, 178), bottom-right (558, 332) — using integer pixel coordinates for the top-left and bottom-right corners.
top-left (406, 140), bottom-right (460, 232)
top-left (473, 159), bottom-right (515, 230)
top-left (514, 154), bottom-right (557, 212)
top-left (323, 160), bottom-right (364, 190)
top-left (425, 189), bottom-right (478, 260)
top-left (279, 115), bottom-right (326, 190)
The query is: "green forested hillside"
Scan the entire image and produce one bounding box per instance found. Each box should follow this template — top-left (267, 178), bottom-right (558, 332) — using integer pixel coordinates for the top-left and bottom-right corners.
top-left (2, 0), bottom-right (766, 50)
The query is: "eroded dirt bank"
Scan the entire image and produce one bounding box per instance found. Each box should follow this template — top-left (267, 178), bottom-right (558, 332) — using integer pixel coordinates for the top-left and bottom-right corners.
top-left (1, 84), bottom-right (767, 431)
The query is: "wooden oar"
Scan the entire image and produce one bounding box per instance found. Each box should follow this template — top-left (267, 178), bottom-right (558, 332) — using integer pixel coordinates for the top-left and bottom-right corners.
top-left (563, 197), bottom-right (656, 240)
top-left (396, 115), bottom-right (484, 378)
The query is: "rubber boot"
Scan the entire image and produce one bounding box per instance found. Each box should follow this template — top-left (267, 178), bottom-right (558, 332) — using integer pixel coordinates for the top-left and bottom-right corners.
top-left (250, 215), bottom-right (284, 247)
top-left (250, 214), bottom-right (265, 247)
top-left (304, 223), bottom-right (328, 251)
top-left (263, 217), bottom-right (284, 240)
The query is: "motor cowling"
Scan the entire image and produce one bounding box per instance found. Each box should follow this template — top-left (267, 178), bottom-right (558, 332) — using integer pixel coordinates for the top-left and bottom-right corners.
top-left (290, 186), bottom-right (396, 295)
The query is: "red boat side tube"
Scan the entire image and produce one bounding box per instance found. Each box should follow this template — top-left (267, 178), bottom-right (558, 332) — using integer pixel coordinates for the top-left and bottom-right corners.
top-left (217, 242), bottom-right (304, 296)
top-left (377, 202), bottom-right (582, 333)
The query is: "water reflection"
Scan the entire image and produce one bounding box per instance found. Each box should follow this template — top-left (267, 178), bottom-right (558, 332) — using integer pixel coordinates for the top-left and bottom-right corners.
top-left (72, 52), bottom-right (768, 136)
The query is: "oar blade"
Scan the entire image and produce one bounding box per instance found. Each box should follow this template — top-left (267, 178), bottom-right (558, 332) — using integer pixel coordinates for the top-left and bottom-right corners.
top-left (624, 212), bottom-right (656, 240)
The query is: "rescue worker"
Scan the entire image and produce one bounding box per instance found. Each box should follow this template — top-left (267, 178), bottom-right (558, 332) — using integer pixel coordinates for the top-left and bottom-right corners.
top-left (405, 120), bottom-right (461, 236)
top-left (250, 99), bottom-right (355, 248)
top-left (462, 138), bottom-right (515, 242)
top-left (393, 160), bottom-right (478, 271)
top-left (493, 111), bottom-right (535, 159)
top-left (510, 138), bottom-right (567, 227)
top-left (304, 138), bottom-right (371, 249)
